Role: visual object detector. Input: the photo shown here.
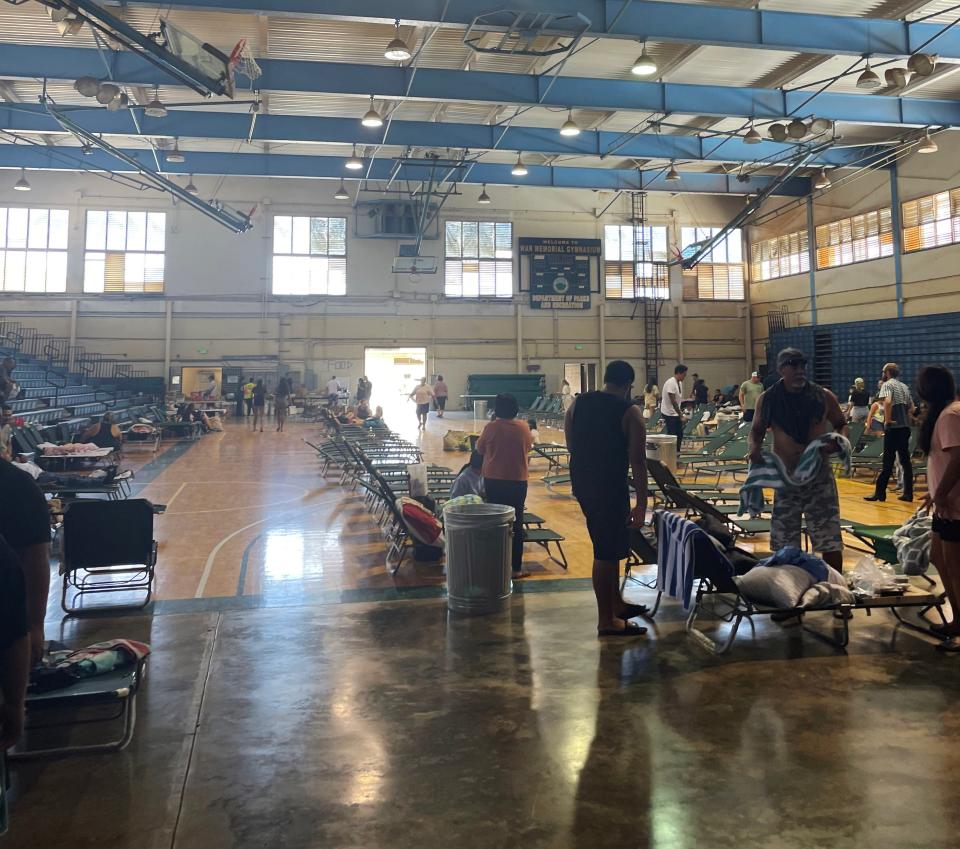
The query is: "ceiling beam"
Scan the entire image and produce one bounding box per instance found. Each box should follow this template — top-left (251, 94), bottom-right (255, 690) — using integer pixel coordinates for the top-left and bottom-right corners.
top-left (3, 45), bottom-right (960, 128)
top-left (105, 0), bottom-right (960, 61)
top-left (0, 145), bottom-right (810, 195)
top-left (0, 104), bottom-right (878, 166)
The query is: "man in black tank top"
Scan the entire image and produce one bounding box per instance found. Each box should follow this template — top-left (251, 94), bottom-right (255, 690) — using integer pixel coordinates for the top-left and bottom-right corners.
top-left (565, 360), bottom-right (650, 638)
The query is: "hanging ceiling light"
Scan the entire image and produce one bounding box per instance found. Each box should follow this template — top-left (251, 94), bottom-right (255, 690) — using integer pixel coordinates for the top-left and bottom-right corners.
top-left (106, 91), bottom-right (128, 112)
top-left (907, 53), bottom-right (937, 77)
top-left (809, 117), bottom-right (834, 136)
top-left (787, 118), bottom-right (809, 140)
top-left (74, 76), bottom-right (99, 97)
top-left (814, 168), bottom-right (831, 190)
top-left (333, 179), bottom-right (350, 200)
top-left (511, 153), bottom-right (528, 176)
top-left (361, 96), bottom-right (383, 128)
top-left (185, 175), bottom-right (199, 195)
top-left (559, 110), bottom-right (580, 137)
top-left (81, 143), bottom-right (94, 155)
top-left (384, 19), bottom-right (412, 62)
top-left (95, 82), bottom-right (119, 104)
top-left (665, 161), bottom-right (680, 182)
top-left (477, 184), bottom-right (492, 204)
top-left (13, 168), bottom-right (31, 191)
top-left (345, 144), bottom-right (364, 170)
top-left (743, 122), bottom-right (762, 144)
top-left (856, 60), bottom-right (881, 90)
top-left (884, 68), bottom-right (909, 89)
top-left (917, 130), bottom-right (938, 154)
top-left (166, 140), bottom-right (185, 164)
top-left (768, 123), bottom-right (788, 142)
top-left (144, 87), bottom-right (167, 118)
top-left (631, 43), bottom-right (657, 77)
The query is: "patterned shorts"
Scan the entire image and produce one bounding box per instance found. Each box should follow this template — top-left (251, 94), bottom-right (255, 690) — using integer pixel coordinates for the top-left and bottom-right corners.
top-left (770, 462), bottom-right (842, 554)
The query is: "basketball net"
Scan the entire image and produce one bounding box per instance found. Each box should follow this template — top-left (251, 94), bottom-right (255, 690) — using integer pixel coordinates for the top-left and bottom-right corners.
top-left (228, 39), bottom-right (263, 86)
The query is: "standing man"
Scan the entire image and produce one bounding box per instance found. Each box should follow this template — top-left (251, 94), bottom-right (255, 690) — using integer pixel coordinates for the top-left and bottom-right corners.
top-left (242, 377), bottom-right (255, 417)
top-left (326, 375), bottom-right (342, 409)
top-left (865, 362), bottom-right (915, 503)
top-left (660, 364), bottom-right (688, 450)
top-left (409, 378), bottom-right (434, 430)
top-left (204, 373), bottom-right (218, 400)
top-left (433, 374), bottom-right (449, 418)
top-left (749, 348), bottom-right (847, 572)
top-left (565, 360), bottom-right (649, 638)
top-left (356, 376), bottom-right (369, 405)
top-left (739, 371), bottom-right (763, 422)
top-left (234, 377), bottom-right (246, 418)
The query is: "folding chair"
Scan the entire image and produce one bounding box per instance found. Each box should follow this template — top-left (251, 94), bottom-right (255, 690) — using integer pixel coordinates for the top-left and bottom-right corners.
top-left (663, 484), bottom-right (771, 538)
top-left (60, 499), bottom-right (158, 613)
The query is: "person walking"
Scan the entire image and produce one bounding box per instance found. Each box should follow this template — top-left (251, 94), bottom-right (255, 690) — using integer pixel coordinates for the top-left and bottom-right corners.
top-left (660, 364), bottom-right (688, 450)
top-left (916, 365), bottom-right (960, 652)
top-left (235, 377), bottom-right (246, 418)
top-left (693, 377), bottom-right (708, 406)
top-left (252, 379), bottom-right (266, 432)
top-left (865, 362), bottom-right (914, 503)
top-left (433, 375), bottom-right (449, 418)
top-left (242, 377), bottom-right (255, 417)
top-left (565, 360), bottom-right (649, 638)
top-left (275, 375), bottom-right (291, 432)
top-left (739, 371), bottom-right (763, 422)
top-left (561, 379), bottom-right (573, 412)
top-left (409, 378), bottom-right (434, 430)
top-left (356, 376), bottom-right (369, 405)
top-left (326, 375), bottom-right (343, 410)
top-left (642, 382), bottom-right (659, 419)
top-left (476, 394), bottom-right (534, 580)
top-left (846, 377), bottom-right (871, 423)
top-left (749, 348), bottom-right (847, 573)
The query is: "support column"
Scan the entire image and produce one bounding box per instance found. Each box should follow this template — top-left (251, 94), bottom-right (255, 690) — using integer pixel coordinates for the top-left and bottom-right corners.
top-left (163, 300), bottom-right (173, 386)
top-left (806, 196), bottom-right (818, 326)
top-left (743, 303), bottom-right (753, 372)
top-left (676, 305), bottom-right (684, 364)
top-left (516, 303), bottom-right (523, 371)
top-left (68, 300), bottom-right (78, 371)
top-left (889, 163), bottom-right (905, 319)
top-left (598, 302), bottom-right (606, 369)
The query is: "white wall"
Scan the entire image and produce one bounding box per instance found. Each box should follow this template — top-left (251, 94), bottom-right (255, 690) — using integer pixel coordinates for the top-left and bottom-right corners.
top-left (0, 170), bottom-right (753, 396)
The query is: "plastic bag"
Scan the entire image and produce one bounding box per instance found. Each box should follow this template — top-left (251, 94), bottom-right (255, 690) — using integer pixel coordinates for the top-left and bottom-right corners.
top-left (847, 555), bottom-right (896, 594)
top-left (407, 463), bottom-right (428, 497)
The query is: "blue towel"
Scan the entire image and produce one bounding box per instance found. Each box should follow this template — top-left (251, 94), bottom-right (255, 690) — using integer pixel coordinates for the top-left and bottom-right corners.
top-left (758, 546), bottom-right (829, 583)
top-left (656, 511), bottom-right (713, 610)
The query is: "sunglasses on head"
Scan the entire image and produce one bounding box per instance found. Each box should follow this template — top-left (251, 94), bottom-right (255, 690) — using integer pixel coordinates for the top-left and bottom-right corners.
top-left (782, 358), bottom-right (807, 368)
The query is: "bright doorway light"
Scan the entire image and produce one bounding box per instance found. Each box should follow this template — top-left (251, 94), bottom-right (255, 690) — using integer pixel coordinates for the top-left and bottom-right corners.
top-left (363, 346), bottom-right (427, 430)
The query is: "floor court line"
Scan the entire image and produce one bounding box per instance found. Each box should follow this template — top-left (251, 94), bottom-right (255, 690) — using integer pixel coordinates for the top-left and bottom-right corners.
top-left (163, 482), bottom-right (187, 509)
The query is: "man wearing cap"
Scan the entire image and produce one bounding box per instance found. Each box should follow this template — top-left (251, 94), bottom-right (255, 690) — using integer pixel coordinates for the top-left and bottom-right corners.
top-left (749, 348), bottom-right (847, 571)
top-left (739, 371), bottom-right (763, 423)
top-left (865, 362), bottom-right (914, 503)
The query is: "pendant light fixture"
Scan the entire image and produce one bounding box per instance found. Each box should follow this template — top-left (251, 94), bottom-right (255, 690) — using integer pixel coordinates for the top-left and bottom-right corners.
top-left (743, 122), bottom-right (762, 144)
top-left (106, 91), bottom-right (129, 112)
top-left (511, 153), bottom-right (528, 176)
top-left (345, 144), bottom-right (364, 170)
top-left (144, 86), bottom-right (168, 118)
top-left (559, 110), bottom-right (581, 137)
top-left (165, 139), bottom-right (185, 163)
top-left (814, 168), bottom-right (831, 190)
top-left (665, 161), bottom-right (680, 182)
top-left (95, 82), bottom-right (119, 105)
top-left (74, 76), bottom-right (99, 97)
top-left (917, 130), bottom-right (938, 154)
top-left (631, 43), bottom-right (657, 77)
top-left (361, 96), bottom-right (383, 128)
top-left (384, 19), bottom-right (412, 62)
top-left (856, 60), bottom-right (881, 90)
top-left (477, 184), bottom-right (491, 204)
top-left (185, 175), bottom-right (199, 195)
top-left (13, 168), bottom-right (31, 192)
top-left (333, 180), bottom-right (350, 200)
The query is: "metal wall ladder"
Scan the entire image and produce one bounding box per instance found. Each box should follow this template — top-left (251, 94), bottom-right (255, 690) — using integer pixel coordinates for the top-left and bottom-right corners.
top-left (630, 191), bottom-right (664, 386)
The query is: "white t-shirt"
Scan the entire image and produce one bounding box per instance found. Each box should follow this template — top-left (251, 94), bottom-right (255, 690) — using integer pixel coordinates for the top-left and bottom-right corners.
top-left (660, 376), bottom-right (683, 416)
top-left (326, 379), bottom-right (341, 396)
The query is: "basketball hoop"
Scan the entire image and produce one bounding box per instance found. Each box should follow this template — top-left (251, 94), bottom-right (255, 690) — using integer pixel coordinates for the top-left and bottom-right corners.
top-left (229, 39), bottom-right (262, 89)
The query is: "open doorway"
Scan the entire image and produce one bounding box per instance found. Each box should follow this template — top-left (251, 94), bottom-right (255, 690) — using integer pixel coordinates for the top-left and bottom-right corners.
top-left (364, 347), bottom-right (428, 423)
top-left (564, 362), bottom-right (598, 395)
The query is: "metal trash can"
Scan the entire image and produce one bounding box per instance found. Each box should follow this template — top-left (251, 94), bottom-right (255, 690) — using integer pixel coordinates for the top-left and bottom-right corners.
top-left (443, 502), bottom-right (514, 614)
top-left (473, 399), bottom-right (488, 420)
top-left (646, 432), bottom-right (678, 474)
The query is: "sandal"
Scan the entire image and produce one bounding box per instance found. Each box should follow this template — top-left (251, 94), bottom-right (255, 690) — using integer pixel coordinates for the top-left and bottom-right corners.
top-left (935, 636), bottom-right (960, 653)
top-left (618, 602), bottom-right (650, 620)
top-left (598, 622), bottom-right (648, 638)
top-left (929, 621), bottom-right (960, 637)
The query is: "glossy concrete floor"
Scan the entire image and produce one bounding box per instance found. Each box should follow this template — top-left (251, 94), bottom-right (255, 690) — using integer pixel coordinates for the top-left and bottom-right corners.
top-left (8, 589), bottom-right (960, 849)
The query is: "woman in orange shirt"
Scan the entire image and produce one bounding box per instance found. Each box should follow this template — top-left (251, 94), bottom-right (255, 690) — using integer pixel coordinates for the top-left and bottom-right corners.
top-left (476, 393), bottom-right (534, 579)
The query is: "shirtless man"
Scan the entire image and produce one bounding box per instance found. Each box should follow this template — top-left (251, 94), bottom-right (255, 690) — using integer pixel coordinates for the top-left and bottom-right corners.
top-left (748, 347), bottom-right (847, 571)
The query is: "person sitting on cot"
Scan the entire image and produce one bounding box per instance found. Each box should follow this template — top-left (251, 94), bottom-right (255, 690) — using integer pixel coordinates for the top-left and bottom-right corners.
top-left (450, 451), bottom-right (485, 499)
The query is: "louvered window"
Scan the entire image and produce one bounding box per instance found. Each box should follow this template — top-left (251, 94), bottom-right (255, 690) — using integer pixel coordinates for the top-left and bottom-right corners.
top-left (603, 224), bottom-right (669, 299)
top-left (814, 207), bottom-right (893, 269)
top-left (902, 188), bottom-right (960, 252)
top-left (750, 229), bottom-right (809, 281)
top-left (0, 207), bottom-right (68, 292)
top-left (444, 221), bottom-right (513, 298)
top-left (84, 210), bottom-right (165, 293)
top-left (272, 215), bottom-right (347, 295)
top-left (680, 226), bottom-right (745, 300)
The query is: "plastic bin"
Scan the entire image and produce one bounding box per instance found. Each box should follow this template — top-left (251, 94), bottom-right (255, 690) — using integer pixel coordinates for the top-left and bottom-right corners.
top-left (646, 432), bottom-right (678, 474)
top-left (473, 399), bottom-right (488, 420)
top-left (443, 502), bottom-right (514, 614)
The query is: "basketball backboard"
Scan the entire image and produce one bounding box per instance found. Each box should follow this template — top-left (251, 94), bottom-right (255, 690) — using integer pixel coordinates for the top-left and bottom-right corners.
top-left (161, 19), bottom-right (233, 97)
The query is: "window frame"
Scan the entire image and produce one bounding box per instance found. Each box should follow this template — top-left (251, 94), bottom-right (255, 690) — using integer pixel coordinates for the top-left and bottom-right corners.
top-left (814, 207), bottom-right (894, 270)
top-left (443, 219), bottom-right (514, 300)
top-left (0, 206), bottom-right (70, 294)
top-left (83, 209), bottom-right (166, 295)
top-left (901, 187), bottom-right (960, 254)
top-left (602, 223), bottom-right (670, 300)
top-left (750, 228), bottom-right (810, 282)
top-left (271, 214), bottom-right (348, 297)
top-left (680, 226), bottom-right (745, 302)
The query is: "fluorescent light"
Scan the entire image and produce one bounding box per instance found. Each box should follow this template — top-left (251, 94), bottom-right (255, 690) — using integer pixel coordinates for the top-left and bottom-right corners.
top-left (477, 184), bottom-right (491, 204)
top-left (384, 21), bottom-right (412, 62)
top-left (918, 130), bottom-right (938, 154)
top-left (665, 162), bottom-right (680, 182)
top-left (345, 144), bottom-right (364, 170)
top-left (166, 140), bottom-right (185, 163)
top-left (361, 97), bottom-right (383, 128)
top-left (856, 60), bottom-right (881, 90)
top-left (559, 110), bottom-right (580, 137)
top-left (334, 180), bottom-right (350, 200)
top-left (743, 123), bottom-right (762, 144)
top-left (13, 168), bottom-right (30, 192)
top-left (185, 176), bottom-right (199, 195)
top-left (511, 153), bottom-right (528, 177)
top-left (814, 168), bottom-right (831, 190)
top-left (631, 45), bottom-right (657, 77)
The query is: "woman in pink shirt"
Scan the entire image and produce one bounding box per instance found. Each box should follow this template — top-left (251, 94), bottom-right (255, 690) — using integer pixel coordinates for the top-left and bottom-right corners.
top-left (917, 365), bottom-right (960, 652)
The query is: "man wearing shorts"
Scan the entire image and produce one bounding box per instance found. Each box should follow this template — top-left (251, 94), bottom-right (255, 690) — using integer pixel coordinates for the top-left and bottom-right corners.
top-left (749, 348), bottom-right (847, 572)
top-left (565, 360), bottom-right (649, 637)
top-left (409, 378), bottom-right (434, 430)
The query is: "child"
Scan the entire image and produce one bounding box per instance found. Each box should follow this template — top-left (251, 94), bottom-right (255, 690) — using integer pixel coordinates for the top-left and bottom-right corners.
top-left (527, 418), bottom-right (540, 444)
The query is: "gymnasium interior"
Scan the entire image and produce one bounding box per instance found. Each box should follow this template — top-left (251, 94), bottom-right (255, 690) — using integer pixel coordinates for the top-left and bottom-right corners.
top-left (1, 1), bottom-right (960, 847)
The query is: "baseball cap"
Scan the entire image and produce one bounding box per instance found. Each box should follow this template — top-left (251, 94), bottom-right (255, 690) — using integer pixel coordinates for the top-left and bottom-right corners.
top-left (776, 347), bottom-right (807, 369)
top-left (751, 371), bottom-right (759, 377)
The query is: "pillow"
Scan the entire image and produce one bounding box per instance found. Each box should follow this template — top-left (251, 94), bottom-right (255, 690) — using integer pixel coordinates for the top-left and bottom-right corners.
top-left (734, 565), bottom-right (814, 609)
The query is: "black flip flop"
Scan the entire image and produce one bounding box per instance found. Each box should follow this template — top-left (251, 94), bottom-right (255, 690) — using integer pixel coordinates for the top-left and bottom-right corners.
top-left (619, 603), bottom-right (649, 620)
top-left (598, 623), bottom-right (648, 638)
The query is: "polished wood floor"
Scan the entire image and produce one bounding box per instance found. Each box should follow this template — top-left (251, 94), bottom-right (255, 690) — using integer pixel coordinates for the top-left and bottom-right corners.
top-left (130, 411), bottom-right (923, 603)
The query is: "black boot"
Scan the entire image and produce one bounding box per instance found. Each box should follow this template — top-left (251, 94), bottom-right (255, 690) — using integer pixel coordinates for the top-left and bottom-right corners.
top-left (864, 493), bottom-right (886, 502)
